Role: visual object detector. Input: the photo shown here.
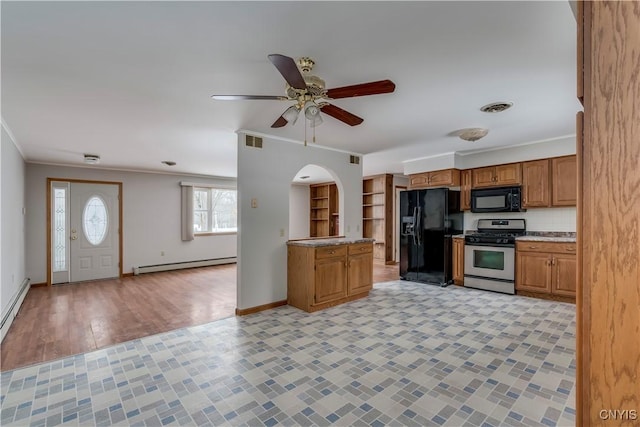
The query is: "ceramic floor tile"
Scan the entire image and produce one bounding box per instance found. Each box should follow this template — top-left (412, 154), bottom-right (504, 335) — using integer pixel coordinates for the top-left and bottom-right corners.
top-left (0, 282), bottom-right (576, 426)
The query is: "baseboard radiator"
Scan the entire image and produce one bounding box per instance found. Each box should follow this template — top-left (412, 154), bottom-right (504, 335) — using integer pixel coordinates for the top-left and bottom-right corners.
top-left (133, 257), bottom-right (237, 275)
top-left (1, 278), bottom-right (30, 343)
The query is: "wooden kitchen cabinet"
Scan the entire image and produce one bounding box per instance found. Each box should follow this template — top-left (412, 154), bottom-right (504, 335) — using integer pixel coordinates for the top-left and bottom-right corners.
top-left (347, 243), bottom-right (374, 295)
top-left (460, 169), bottom-right (472, 210)
top-left (408, 169), bottom-right (460, 189)
top-left (551, 155), bottom-right (577, 206)
top-left (516, 241), bottom-right (576, 300)
top-left (522, 159), bottom-right (550, 207)
top-left (452, 237), bottom-right (464, 285)
top-left (287, 240), bottom-right (374, 312)
top-left (472, 163), bottom-right (521, 188)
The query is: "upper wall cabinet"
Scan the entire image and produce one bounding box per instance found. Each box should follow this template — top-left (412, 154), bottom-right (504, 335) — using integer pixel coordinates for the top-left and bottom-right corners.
top-left (460, 169), bottom-right (472, 211)
top-left (522, 159), bottom-right (551, 208)
top-left (472, 163), bottom-right (522, 188)
top-left (408, 168), bottom-right (460, 190)
top-left (551, 155), bottom-right (577, 206)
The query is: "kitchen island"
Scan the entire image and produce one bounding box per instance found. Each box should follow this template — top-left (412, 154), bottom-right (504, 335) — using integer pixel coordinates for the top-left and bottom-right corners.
top-left (287, 237), bottom-right (375, 312)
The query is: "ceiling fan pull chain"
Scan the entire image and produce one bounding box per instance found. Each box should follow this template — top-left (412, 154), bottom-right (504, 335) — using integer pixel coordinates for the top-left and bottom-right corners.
top-left (313, 125), bottom-right (316, 144)
top-left (304, 119), bottom-right (307, 146)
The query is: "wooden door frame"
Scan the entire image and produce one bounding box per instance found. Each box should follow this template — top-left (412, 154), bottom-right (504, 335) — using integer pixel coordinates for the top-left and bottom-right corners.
top-left (46, 178), bottom-right (124, 286)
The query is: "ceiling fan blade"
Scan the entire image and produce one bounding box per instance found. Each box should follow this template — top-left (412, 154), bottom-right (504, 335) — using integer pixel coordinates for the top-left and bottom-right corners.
top-left (271, 115), bottom-right (288, 128)
top-left (211, 95), bottom-right (288, 100)
top-left (325, 79), bottom-right (396, 99)
top-left (320, 104), bottom-right (364, 126)
top-left (268, 54), bottom-right (307, 90)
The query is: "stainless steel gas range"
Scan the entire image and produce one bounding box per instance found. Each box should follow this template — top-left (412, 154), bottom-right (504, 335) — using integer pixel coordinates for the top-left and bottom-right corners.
top-left (464, 219), bottom-right (526, 294)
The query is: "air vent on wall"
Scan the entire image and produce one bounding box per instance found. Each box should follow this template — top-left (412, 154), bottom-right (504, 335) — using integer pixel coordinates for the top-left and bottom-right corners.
top-left (349, 155), bottom-right (360, 165)
top-left (245, 135), bottom-right (263, 148)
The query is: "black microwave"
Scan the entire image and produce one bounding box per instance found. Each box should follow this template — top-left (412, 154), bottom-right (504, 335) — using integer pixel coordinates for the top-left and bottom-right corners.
top-left (471, 186), bottom-right (523, 213)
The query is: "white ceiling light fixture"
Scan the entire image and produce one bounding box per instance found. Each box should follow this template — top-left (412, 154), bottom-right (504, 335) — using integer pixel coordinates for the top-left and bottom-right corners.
top-left (83, 154), bottom-right (100, 164)
top-left (457, 128), bottom-right (489, 142)
top-left (282, 105), bottom-right (301, 125)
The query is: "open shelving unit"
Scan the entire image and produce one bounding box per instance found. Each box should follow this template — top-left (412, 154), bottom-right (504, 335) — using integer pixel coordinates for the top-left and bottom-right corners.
top-left (362, 174), bottom-right (393, 263)
top-left (310, 182), bottom-right (339, 237)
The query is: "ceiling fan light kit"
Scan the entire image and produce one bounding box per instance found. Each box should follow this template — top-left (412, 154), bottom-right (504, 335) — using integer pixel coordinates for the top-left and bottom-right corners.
top-left (211, 54), bottom-right (395, 145)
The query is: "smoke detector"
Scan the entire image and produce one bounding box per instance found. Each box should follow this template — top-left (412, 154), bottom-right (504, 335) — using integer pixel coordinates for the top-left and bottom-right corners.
top-left (83, 154), bottom-right (100, 164)
top-left (480, 101), bottom-right (513, 113)
top-left (457, 128), bottom-right (489, 142)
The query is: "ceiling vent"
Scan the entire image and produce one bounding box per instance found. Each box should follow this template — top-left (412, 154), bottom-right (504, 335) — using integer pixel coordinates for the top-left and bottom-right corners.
top-left (480, 102), bottom-right (513, 113)
top-left (83, 154), bottom-right (100, 165)
top-left (245, 135), bottom-right (263, 148)
top-left (349, 155), bottom-right (360, 165)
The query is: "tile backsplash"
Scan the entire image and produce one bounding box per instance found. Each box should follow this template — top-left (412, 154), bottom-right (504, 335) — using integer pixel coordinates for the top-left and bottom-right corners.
top-left (463, 207), bottom-right (576, 232)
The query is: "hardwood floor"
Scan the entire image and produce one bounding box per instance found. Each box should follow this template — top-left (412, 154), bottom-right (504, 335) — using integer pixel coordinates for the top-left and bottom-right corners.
top-left (1, 262), bottom-right (400, 371)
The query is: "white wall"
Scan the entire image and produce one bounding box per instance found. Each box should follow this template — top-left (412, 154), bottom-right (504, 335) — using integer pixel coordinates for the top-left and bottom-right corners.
top-left (464, 207), bottom-right (576, 232)
top-left (1, 126), bottom-right (27, 331)
top-left (289, 184), bottom-right (310, 240)
top-left (237, 132), bottom-right (363, 310)
top-left (25, 164), bottom-right (237, 283)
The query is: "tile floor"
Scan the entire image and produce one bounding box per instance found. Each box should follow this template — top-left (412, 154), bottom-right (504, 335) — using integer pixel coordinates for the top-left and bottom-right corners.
top-left (1, 281), bottom-right (576, 426)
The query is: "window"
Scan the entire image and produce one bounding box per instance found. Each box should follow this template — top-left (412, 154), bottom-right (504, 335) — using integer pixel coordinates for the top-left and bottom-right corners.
top-left (193, 188), bottom-right (237, 234)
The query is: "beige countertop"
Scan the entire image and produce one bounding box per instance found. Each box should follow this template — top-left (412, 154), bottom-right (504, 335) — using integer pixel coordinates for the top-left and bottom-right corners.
top-left (287, 237), bottom-right (375, 247)
top-left (516, 235), bottom-right (576, 243)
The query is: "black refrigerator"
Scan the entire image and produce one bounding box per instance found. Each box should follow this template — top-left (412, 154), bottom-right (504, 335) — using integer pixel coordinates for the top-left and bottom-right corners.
top-left (400, 188), bottom-right (463, 285)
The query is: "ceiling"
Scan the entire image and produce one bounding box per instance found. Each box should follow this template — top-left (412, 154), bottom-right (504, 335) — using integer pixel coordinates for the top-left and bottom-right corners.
top-left (1, 1), bottom-right (579, 180)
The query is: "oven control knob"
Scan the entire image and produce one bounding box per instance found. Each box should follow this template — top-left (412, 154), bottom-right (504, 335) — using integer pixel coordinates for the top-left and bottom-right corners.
top-left (499, 238), bottom-right (508, 244)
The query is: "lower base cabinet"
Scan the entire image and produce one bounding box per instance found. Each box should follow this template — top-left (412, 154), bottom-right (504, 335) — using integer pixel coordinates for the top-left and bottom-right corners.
top-left (452, 237), bottom-right (464, 285)
top-left (516, 241), bottom-right (576, 300)
top-left (287, 241), bottom-right (373, 312)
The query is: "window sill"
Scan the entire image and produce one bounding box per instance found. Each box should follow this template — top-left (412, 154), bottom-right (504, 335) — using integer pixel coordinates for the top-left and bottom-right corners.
top-left (195, 231), bottom-right (237, 237)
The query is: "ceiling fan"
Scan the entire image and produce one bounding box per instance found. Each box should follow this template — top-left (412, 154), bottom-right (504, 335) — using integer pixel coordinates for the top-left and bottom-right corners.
top-left (211, 54), bottom-right (395, 129)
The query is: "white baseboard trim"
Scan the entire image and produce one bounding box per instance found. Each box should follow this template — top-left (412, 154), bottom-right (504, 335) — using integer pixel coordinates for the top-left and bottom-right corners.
top-left (1, 278), bottom-right (30, 343)
top-left (133, 257), bottom-right (237, 275)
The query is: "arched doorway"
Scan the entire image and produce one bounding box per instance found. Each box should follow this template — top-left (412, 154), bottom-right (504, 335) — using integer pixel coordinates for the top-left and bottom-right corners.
top-left (290, 164), bottom-right (343, 239)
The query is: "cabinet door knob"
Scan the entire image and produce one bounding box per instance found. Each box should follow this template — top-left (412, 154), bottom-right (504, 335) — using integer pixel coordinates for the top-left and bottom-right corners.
top-left (529, 246), bottom-right (538, 249)
top-left (328, 250), bottom-right (335, 254)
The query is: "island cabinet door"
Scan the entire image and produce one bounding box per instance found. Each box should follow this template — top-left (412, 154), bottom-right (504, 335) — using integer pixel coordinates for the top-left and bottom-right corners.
top-left (314, 256), bottom-right (348, 304)
top-left (348, 253), bottom-right (373, 295)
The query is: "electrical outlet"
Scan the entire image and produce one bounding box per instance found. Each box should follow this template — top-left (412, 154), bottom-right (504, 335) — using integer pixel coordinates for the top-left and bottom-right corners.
top-left (251, 198), bottom-right (258, 208)
top-left (280, 229), bottom-right (285, 237)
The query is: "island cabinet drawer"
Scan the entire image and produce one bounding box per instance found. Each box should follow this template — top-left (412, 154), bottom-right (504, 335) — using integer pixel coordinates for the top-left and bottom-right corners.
top-left (516, 241), bottom-right (576, 253)
top-left (349, 242), bottom-right (373, 255)
top-left (315, 245), bottom-right (348, 259)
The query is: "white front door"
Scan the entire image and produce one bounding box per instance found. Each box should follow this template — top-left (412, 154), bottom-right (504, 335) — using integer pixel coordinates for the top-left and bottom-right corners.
top-left (51, 182), bottom-right (120, 283)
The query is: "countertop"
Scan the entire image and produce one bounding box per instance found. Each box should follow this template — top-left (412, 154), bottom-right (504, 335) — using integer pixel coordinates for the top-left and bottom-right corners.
top-left (287, 237), bottom-right (375, 247)
top-left (515, 235), bottom-right (576, 243)
top-left (451, 233), bottom-right (576, 243)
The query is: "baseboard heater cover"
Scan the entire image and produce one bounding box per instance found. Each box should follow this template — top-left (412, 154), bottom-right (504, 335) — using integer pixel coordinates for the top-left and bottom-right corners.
top-left (133, 257), bottom-right (236, 275)
top-left (1, 278), bottom-right (30, 342)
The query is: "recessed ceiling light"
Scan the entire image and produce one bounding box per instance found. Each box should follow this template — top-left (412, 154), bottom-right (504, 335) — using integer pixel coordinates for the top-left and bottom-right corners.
top-left (83, 154), bottom-right (100, 164)
top-left (299, 175), bottom-right (310, 180)
top-left (162, 161), bottom-right (176, 166)
top-left (480, 101), bottom-right (513, 113)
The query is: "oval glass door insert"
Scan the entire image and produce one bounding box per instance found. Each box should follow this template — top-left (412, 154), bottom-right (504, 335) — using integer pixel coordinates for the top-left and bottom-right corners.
top-left (83, 196), bottom-right (108, 245)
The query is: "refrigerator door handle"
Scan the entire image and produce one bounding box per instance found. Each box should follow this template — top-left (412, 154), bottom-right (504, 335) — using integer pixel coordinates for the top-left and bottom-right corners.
top-left (412, 207), bottom-right (418, 246)
top-left (416, 206), bottom-right (422, 246)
